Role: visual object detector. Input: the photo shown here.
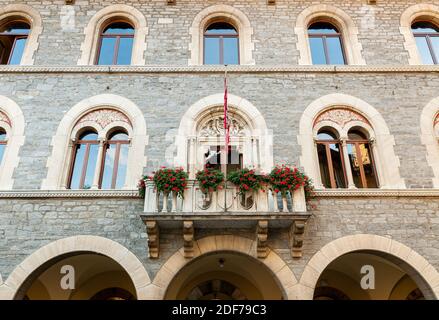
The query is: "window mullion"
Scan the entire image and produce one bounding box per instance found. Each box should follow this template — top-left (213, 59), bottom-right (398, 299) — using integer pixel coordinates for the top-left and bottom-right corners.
top-left (111, 143), bottom-right (122, 189)
top-left (322, 36), bottom-right (330, 64)
top-left (426, 35), bottom-right (438, 65)
top-left (324, 143), bottom-right (337, 188)
top-left (79, 143), bottom-right (91, 189)
top-left (92, 138), bottom-right (106, 189)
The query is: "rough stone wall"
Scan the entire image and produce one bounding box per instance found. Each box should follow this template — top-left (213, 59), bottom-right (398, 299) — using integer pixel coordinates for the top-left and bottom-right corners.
top-left (0, 72), bottom-right (435, 189)
top-left (0, 0), bottom-right (437, 65)
top-left (1, 196), bottom-right (438, 284)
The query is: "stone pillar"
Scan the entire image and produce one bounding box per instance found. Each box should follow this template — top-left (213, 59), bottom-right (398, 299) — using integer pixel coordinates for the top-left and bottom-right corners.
top-left (341, 139), bottom-right (356, 189)
top-left (91, 138), bottom-right (105, 189)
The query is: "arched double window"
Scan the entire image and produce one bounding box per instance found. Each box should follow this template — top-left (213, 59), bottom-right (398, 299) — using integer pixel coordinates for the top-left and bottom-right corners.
top-left (203, 22), bottom-right (239, 65)
top-left (411, 21), bottom-right (439, 65)
top-left (0, 20), bottom-right (30, 65)
top-left (96, 21), bottom-right (134, 65)
top-left (67, 109), bottom-right (132, 190)
top-left (308, 22), bottom-right (346, 65)
top-left (314, 108), bottom-right (379, 189)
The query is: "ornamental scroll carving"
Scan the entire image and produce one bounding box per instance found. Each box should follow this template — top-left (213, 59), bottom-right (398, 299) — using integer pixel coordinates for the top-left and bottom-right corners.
top-left (199, 114), bottom-right (246, 137)
top-left (434, 112), bottom-right (439, 129)
top-left (77, 109), bottom-right (131, 130)
top-left (314, 108), bottom-right (370, 129)
top-left (0, 111), bottom-right (11, 127)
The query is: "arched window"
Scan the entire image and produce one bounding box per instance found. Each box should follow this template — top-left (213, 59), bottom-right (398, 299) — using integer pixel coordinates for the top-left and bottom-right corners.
top-left (0, 21), bottom-right (30, 65)
top-left (68, 131), bottom-right (99, 189)
top-left (101, 131), bottom-right (129, 189)
top-left (316, 128), bottom-right (347, 188)
top-left (308, 22), bottom-right (346, 65)
top-left (96, 21), bottom-right (134, 65)
top-left (66, 108), bottom-right (133, 190)
top-left (0, 128), bottom-right (7, 165)
top-left (204, 22), bottom-right (239, 65)
top-left (411, 21), bottom-right (439, 65)
top-left (313, 108), bottom-right (379, 189)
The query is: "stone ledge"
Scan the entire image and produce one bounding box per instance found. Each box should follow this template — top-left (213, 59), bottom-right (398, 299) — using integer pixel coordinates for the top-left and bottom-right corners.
top-left (313, 189), bottom-right (439, 197)
top-left (0, 189), bottom-right (140, 199)
top-left (1, 65), bottom-right (439, 74)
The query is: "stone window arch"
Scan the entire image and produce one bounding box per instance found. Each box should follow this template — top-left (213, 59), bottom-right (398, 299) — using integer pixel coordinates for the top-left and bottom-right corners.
top-left (0, 96), bottom-right (25, 190)
top-left (400, 4), bottom-right (439, 65)
top-left (420, 96), bottom-right (439, 188)
top-left (42, 94), bottom-right (148, 190)
top-left (174, 93), bottom-right (272, 178)
top-left (298, 93), bottom-right (404, 189)
top-left (189, 5), bottom-right (255, 66)
top-left (0, 4), bottom-right (42, 65)
top-left (295, 5), bottom-right (365, 65)
top-left (77, 4), bottom-right (148, 65)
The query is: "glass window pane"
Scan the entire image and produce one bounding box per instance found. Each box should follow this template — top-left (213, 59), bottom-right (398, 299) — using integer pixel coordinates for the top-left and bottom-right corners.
top-left (8, 37), bottom-right (27, 65)
top-left (430, 37), bottom-right (439, 63)
top-left (115, 144), bottom-right (129, 189)
top-left (330, 143), bottom-right (346, 188)
top-left (116, 37), bottom-right (133, 65)
top-left (205, 22), bottom-right (237, 35)
top-left (317, 144), bottom-right (331, 188)
top-left (326, 37), bottom-right (345, 65)
top-left (347, 143), bottom-right (363, 188)
top-left (70, 144), bottom-right (86, 189)
top-left (101, 144), bottom-right (116, 189)
top-left (97, 37), bottom-right (117, 65)
top-left (223, 37), bottom-right (239, 65)
top-left (348, 130), bottom-right (367, 140)
top-left (360, 143), bottom-right (378, 188)
top-left (309, 37), bottom-right (326, 64)
top-left (308, 22), bottom-right (339, 34)
top-left (83, 144), bottom-right (99, 189)
top-left (204, 37), bottom-right (220, 64)
top-left (109, 132), bottom-right (129, 141)
top-left (103, 22), bottom-right (134, 35)
top-left (0, 144), bottom-right (5, 165)
top-left (79, 132), bottom-right (98, 141)
top-left (0, 23), bottom-right (30, 35)
top-left (0, 131), bottom-right (6, 141)
top-left (415, 37), bottom-right (435, 64)
top-left (317, 129), bottom-right (337, 140)
top-left (412, 21), bottom-right (439, 33)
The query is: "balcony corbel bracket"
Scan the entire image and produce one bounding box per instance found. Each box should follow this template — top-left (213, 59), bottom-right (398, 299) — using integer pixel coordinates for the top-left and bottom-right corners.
top-left (183, 220), bottom-right (195, 258)
top-left (146, 220), bottom-right (159, 259)
top-left (290, 220), bottom-right (306, 259)
top-left (256, 220), bottom-right (269, 259)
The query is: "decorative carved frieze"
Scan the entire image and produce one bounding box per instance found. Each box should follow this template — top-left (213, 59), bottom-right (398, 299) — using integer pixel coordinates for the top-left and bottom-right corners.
top-left (290, 220), bottom-right (306, 258)
top-left (434, 112), bottom-right (439, 128)
top-left (77, 109), bottom-right (131, 130)
top-left (183, 220), bottom-right (195, 258)
top-left (145, 221), bottom-right (159, 259)
top-left (199, 114), bottom-right (246, 137)
top-left (256, 220), bottom-right (269, 259)
top-left (0, 111), bottom-right (11, 127)
top-left (314, 108), bottom-right (370, 129)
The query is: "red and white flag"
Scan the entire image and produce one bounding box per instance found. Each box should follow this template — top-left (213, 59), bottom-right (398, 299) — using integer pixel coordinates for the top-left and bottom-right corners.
top-left (224, 73), bottom-right (230, 156)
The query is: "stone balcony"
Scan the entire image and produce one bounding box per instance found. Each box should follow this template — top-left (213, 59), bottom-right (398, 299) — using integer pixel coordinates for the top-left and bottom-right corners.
top-left (140, 180), bottom-right (311, 259)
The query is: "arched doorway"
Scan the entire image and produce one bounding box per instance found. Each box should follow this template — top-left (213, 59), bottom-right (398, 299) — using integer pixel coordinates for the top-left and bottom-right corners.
top-left (165, 251), bottom-right (284, 300)
top-left (17, 253), bottom-right (136, 300)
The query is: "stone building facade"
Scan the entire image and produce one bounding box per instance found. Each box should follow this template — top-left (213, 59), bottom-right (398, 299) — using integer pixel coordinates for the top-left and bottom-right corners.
top-left (0, 0), bottom-right (439, 300)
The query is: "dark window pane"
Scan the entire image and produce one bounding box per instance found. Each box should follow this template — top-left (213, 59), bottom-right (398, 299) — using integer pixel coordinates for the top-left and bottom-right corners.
top-left (83, 144), bottom-right (99, 189)
top-left (0, 131), bottom-right (6, 141)
top-left (412, 21), bottom-right (439, 33)
top-left (116, 37), bottom-right (133, 65)
top-left (8, 37), bottom-right (27, 65)
top-left (0, 23), bottom-right (30, 35)
top-left (317, 144), bottom-right (331, 188)
top-left (415, 37), bottom-right (435, 64)
top-left (309, 37), bottom-right (326, 64)
top-left (205, 22), bottom-right (237, 35)
top-left (361, 143), bottom-right (378, 188)
top-left (204, 37), bottom-right (220, 64)
top-left (326, 37), bottom-right (345, 65)
top-left (223, 37), bottom-right (239, 65)
top-left (347, 143), bottom-right (362, 188)
top-left (348, 130), bottom-right (367, 140)
top-left (308, 22), bottom-right (339, 34)
top-left (0, 144), bottom-right (5, 164)
top-left (101, 144), bottom-right (116, 189)
top-left (330, 143), bottom-right (346, 188)
top-left (70, 144), bottom-right (86, 189)
top-left (103, 22), bottom-right (134, 35)
top-left (430, 36), bottom-right (439, 63)
top-left (115, 144), bottom-right (129, 189)
top-left (317, 129), bottom-right (337, 140)
top-left (97, 37), bottom-right (117, 65)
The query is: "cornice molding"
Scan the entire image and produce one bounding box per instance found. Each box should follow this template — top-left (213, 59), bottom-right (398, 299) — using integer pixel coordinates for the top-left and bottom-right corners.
top-left (0, 189), bottom-right (140, 199)
top-left (0, 65), bottom-right (439, 74)
top-left (312, 189), bottom-right (439, 197)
